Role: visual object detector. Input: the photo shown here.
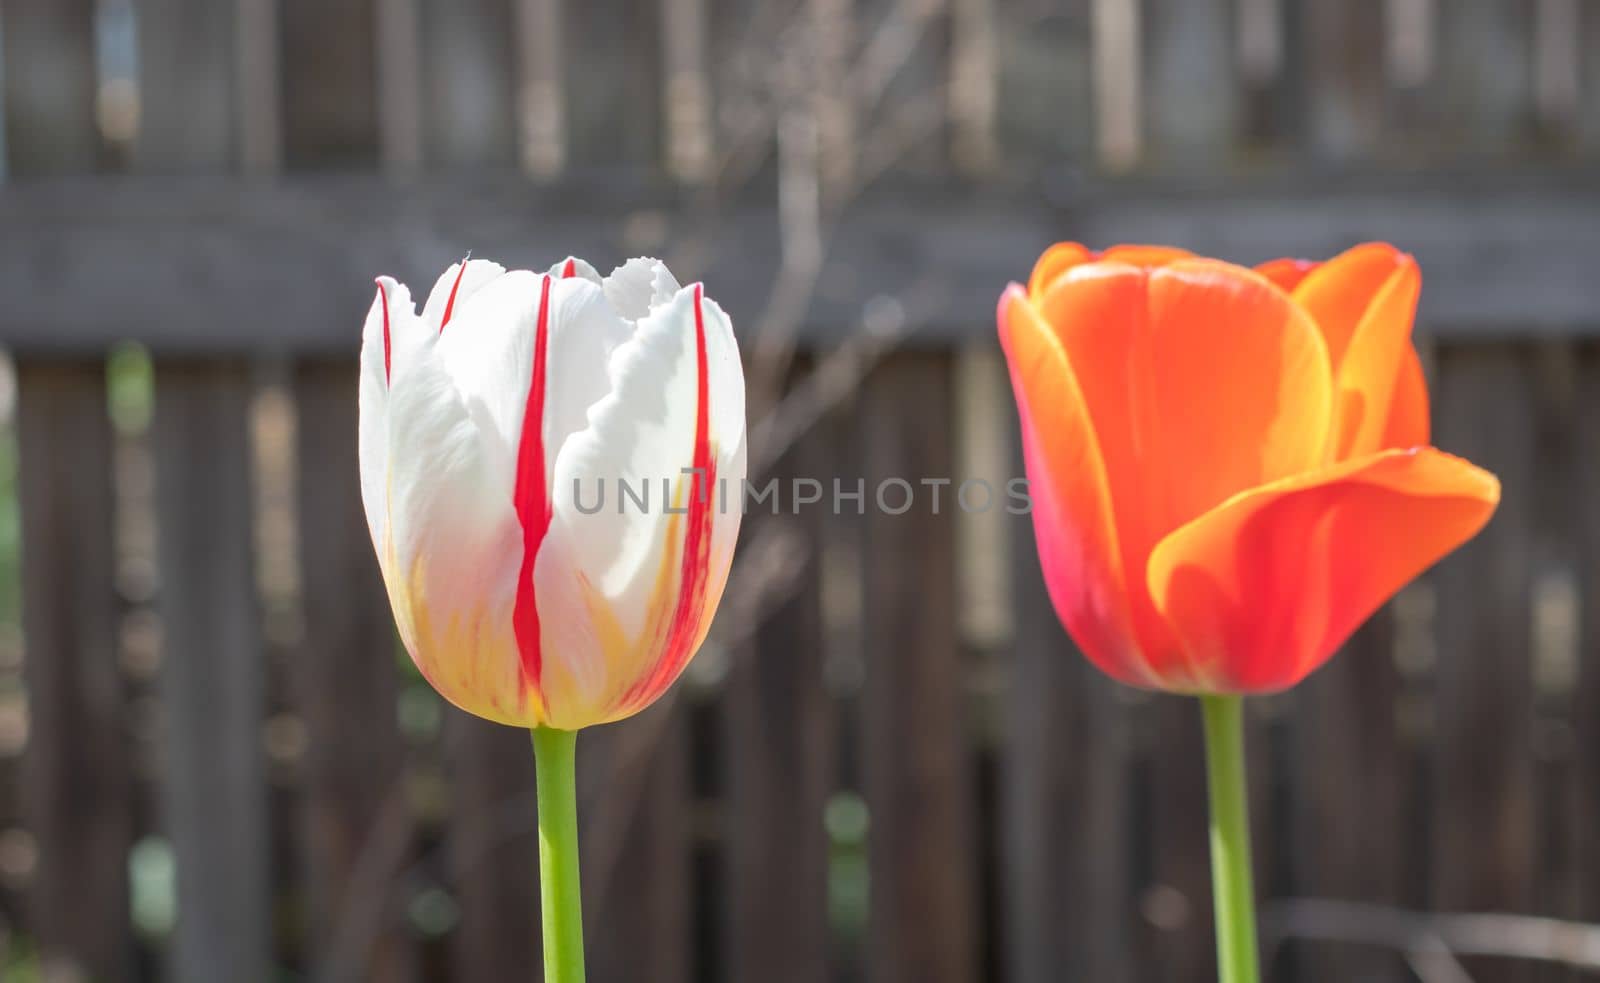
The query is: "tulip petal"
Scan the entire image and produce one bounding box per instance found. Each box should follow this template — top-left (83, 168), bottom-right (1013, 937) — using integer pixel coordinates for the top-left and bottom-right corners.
top-left (1097, 244), bottom-right (1194, 268)
top-left (1026, 242), bottom-right (1094, 298)
top-left (550, 256), bottom-right (602, 283)
top-left (422, 258), bottom-right (507, 333)
top-left (1289, 243), bottom-right (1405, 364)
top-left (998, 285), bottom-right (1154, 686)
top-left (1254, 257), bottom-right (1318, 292)
top-left (604, 257), bottom-right (683, 321)
top-left (381, 347), bottom-right (535, 725)
top-left (535, 283), bottom-right (745, 728)
top-left (1026, 243), bottom-right (1195, 299)
top-left (359, 277), bottom-right (429, 553)
top-left (1330, 255), bottom-right (1420, 458)
top-left (1147, 447), bottom-right (1499, 693)
top-left (1383, 344), bottom-right (1431, 449)
top-left (1042, 260), bottom-right (1334, 546)
top-left (434, 271), bottom-right (632, 493)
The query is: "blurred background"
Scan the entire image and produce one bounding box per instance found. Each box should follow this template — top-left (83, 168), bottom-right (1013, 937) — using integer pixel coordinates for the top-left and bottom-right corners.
top-left (1, 0), bottom-right (1598, 981)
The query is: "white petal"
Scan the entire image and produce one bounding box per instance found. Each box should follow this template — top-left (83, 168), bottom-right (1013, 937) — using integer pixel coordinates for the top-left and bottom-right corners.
top-left (382, 347), bottom-right (530, 724)
top-left (434, 271), bottom-right (631, 493)
top-left (534, 282), bottom-right (746, 724)
top-left (421, 258), bottom-right (507, 333)
top-left (603, 257), bottom-right (682, 322)
top-left (549, 256), bottom-right (602, 284)
top-left (359, 277), bottom-right (427, 554)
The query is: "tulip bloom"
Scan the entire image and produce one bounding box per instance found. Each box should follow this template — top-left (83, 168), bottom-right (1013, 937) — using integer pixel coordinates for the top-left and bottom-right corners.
top-left (999, 242), bottom-right (1498, 983)
top-left (1000, 242), bottom-right (1498, 694)
top-left (359, 256), bottom-right (745, 731)
top-left (359, 255), bottom-right (745, 983)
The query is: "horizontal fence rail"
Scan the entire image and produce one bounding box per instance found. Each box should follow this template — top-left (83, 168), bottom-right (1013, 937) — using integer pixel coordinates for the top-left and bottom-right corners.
top-left (2, 175), bottom-right (1600, 351)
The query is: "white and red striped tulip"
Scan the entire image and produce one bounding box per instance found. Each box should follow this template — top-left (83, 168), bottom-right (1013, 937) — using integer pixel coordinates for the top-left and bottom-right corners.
top-left (359, 256), bottom-right (746, 731)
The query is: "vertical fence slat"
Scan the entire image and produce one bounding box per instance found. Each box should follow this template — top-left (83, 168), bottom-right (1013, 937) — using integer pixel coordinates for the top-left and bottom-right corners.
top-left (1431, 345), bottom-right (1537, 983)
top-left (948, 0), bottom-right (997, 173)
top-left (1433, 0), bottom-right (1534, 151)
top-left (134, 0), bottom-right (236, 170)
top-left (438, 732), bottom-right (534, 968)
top-left (513, 0), bottom-right (566, 177)
top-left (16, 361), bottom-right (133, 980)
top-left (1142, 0), bottom-right (1237, 167)
top-left (281, 0), bottom-right (379, 167)
top-left (661, 0), bottom-right (713, 183)
top-left (1581, 3), bottom-right (1600, 153)
top-left (1575, 345), bottom-right (1600, 959)
top-left (722, 431), bottom-right (831, 982)
top-left (582, 706), bottom-right (694, 983)
top-left (291, 359), bottom-right (415, 983)
top-left (446, 714), bottom-right (542, 980)
top-left (420, 0), bottom-right (516, 167)
top-left (375, 0), bottom-right (423, 175)
top-left (1291, 613), bottom-right (1409, 982)
top-left (1138, 696), bottom-right (1214, 981)
top-left (1003, 382), bottom-right (1133, 983)
top-left (1299, 0), bottom-right (1385, 161)
top-left (860, 352), bottom-right (977, 983)
top-left (0, 0), bottom-right (98, 175)
top-left (153, 360), bottom-right (271, 981)
top-left (994, 0), bottom-right (1094, 168)
top-left (565, 0), bottom-right (662, 168)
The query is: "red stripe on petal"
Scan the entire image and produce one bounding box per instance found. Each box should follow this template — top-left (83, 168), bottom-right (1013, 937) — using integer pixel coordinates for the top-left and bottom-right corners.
top-left (621, 284), bottom-right (717, 711)
top-left (561, 258), bottom-right (578, 278)
top-left (512, 276), bottom-right (556, 701)
top-left (375, 282), bottom-right (392, 383)
top-left (439, 258), bottom-right (470, 332)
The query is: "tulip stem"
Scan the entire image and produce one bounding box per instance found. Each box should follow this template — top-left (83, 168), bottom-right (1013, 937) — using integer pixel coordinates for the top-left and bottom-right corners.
top-left (1200, 694), bottom-right (1260, 983)
top-left (532, 726), bottom-right (586, 983)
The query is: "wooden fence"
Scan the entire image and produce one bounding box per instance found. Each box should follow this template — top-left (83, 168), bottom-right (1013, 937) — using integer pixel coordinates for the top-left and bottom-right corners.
top-left (2, 0), bottom-right (1600, 981)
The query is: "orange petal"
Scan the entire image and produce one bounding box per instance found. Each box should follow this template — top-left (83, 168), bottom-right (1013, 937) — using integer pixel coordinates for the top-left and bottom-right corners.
top-left (1099, 244), bottom-right (1194, 268)
top-left (1146, 447), bottom-right (1499, 693)
top-left (1327, 253), bottom-right (1421, 459)
top-left (1290, 242), bottom-right (1409, 368)
top-left (998, 285), bottom-right (1154, 687)
top-left (1255, 257), bottom-right (1319, 292)
top-left (1382, 342), bottom-right (1430, 450)
top-left (1035, 259), bottom-right (1334, 678)
top-left (1027, 242), bottom-right (1095, 299)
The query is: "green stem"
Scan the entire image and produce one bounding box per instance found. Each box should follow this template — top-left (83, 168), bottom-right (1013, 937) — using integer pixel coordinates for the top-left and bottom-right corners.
top-left (1200, 695), bottom-right (1260, 983)
top-left (532, 726), bottom-right (586, 983)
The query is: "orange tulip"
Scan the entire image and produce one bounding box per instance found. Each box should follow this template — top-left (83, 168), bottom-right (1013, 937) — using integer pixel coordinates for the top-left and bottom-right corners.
top-left (999, 242), bottom-right (1500, 694)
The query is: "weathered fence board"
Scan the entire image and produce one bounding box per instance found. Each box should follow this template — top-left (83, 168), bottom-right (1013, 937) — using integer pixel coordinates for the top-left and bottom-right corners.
top-left (134, 0), bottom-right (237, 171)
top-left (281, 0), bottom-right (379, 167)
top-left (1576, 345), bottom-right (1600, 954)
top-left (1138, 695), bottom-right (1215, 982)
top-left (420, 0), bottom-right (517, 168)
top-left (0, 0), bottom-right (99, 175)
top-left (4, 176), bottom-right (1600, 352)
top-left (16, 361), bottom-right (133, 981)
top-left (290, 359), bottom-right (416, 983)
top-left (722, 431), bottom-right (832, 982)
top-left (1298, 0), bottom-right (1385, 161)
top-left (1143, 0), bottom-right (1237, 166)
top-left (1003, 500), bottom-right (1134, 982)
top-left (445, 714), bottom-right (542, 980)
top-left (582, 703), bottom-right (694, 983)
top-left (1431, 346), bottom-right (1539, 983)
top-left (1291, 613), bottom-right (1409, 983)
top-left (152, 360), bottom-right (272, 982)
top-left (860, 353), bottom-right (978, 983)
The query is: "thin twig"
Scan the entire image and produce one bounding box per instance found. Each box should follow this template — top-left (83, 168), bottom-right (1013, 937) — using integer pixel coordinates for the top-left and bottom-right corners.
top-left (1263, 898), bottom-right (1600, 972)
